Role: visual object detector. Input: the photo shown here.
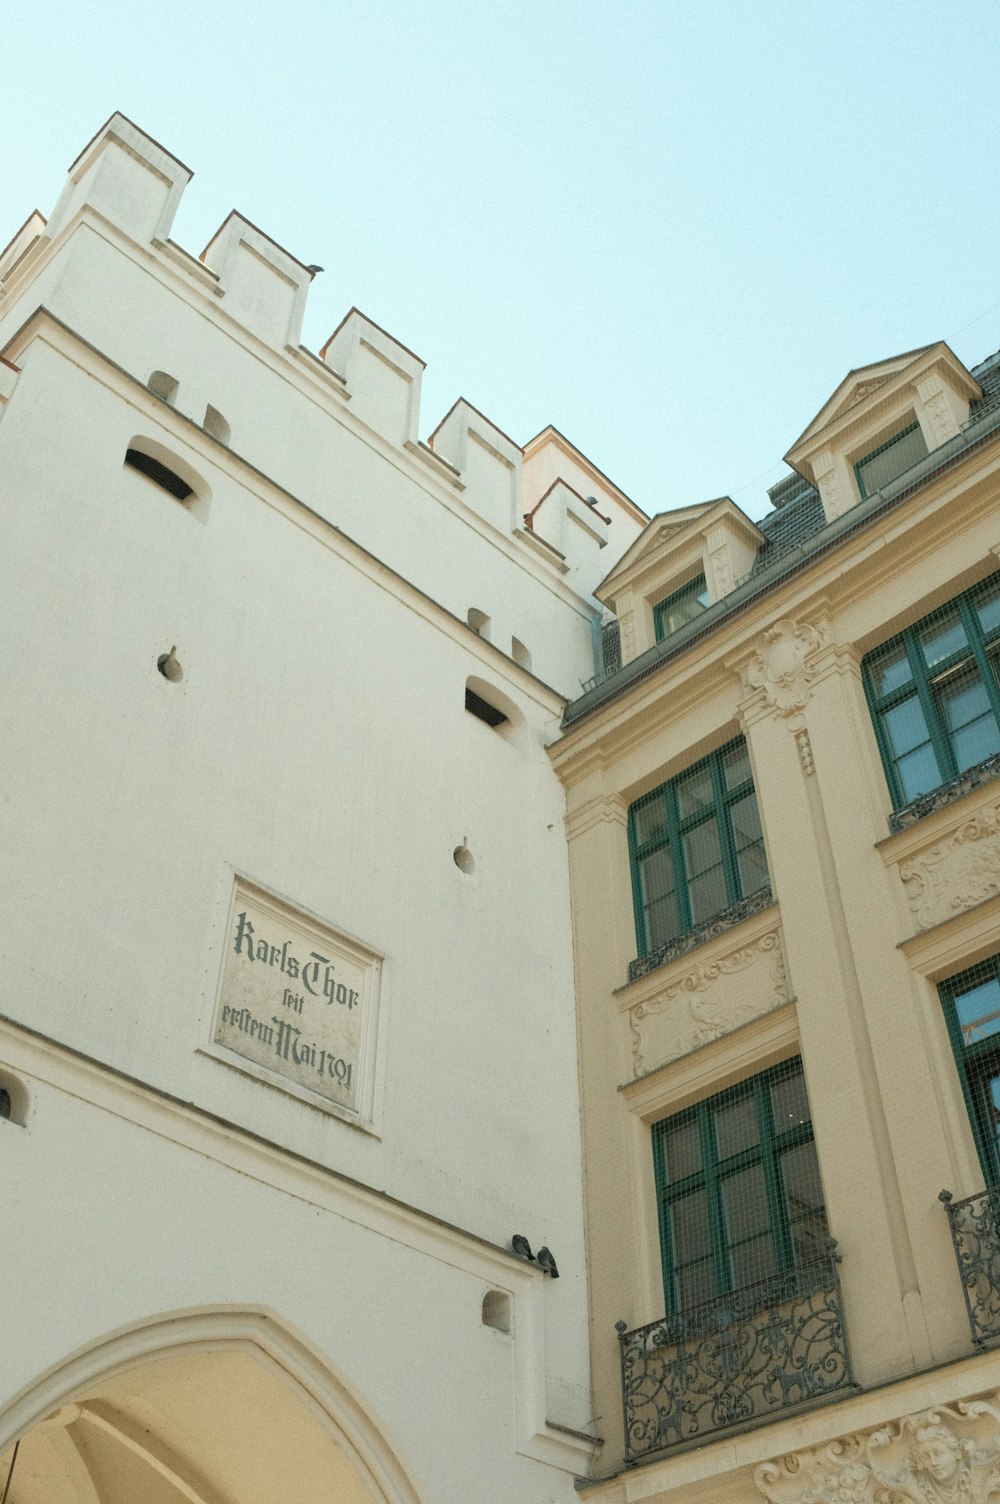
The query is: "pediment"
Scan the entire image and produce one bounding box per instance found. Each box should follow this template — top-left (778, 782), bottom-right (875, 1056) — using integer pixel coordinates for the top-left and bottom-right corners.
top-left (598, 502), bottom-right (721, 595)
top-left (790, 345), bottom-right (934, 451)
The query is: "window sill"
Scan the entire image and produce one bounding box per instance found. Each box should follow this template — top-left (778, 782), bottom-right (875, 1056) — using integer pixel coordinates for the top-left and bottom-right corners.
top-left (627, 886), bottom-right (774, 984)
top-left (888, 751), bottom-right (1000, 834)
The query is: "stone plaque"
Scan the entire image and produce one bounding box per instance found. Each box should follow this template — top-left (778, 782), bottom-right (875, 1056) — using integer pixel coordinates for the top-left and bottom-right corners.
top-left (212, 880), bottom-right (381, 1118)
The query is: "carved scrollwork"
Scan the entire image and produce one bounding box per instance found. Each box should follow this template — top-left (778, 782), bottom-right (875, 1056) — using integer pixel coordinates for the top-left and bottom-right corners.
top-left (628, 928), bottom-right (787, 1076)
top-left (746, 619), bottom-right (824, 717)
top-left (899, 801), bottom-right (1000, 930)
top-left (754, 1398), bottom-right (1000, 1504)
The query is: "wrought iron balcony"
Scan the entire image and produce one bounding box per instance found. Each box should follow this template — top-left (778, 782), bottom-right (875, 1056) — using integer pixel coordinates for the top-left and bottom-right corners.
top-left (615, 1242), bottom-right (854, 1462)
top-left (940, 1187), bottom-right (1000, 1346)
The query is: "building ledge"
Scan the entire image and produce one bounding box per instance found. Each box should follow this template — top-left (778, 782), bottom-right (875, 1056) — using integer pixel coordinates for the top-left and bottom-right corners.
top-left (626, 887), bottom-right (775, 984)
top-left (887, 752), bottom-right (1000, 833)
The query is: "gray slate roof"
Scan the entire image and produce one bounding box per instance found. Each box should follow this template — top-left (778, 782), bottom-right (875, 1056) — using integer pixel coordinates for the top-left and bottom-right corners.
top-left (570, 345), bottom-right (1000, 725)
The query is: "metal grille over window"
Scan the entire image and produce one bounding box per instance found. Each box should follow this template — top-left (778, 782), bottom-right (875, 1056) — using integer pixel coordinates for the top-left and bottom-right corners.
top-left (465, 687), bottom-right (508, 728)
top-left (939, 955), bottom-right (1000, 1346)
top-left (616, 1059), bottom-right (853, 1460)
top-left (628, 739), bottom-right (770, 963)
top-left (124, 447), bottom-right (194, 501)
top-left (864, 571), bottom-right (1000, 830)
top-left (653, 573), bottom-right (710, 643)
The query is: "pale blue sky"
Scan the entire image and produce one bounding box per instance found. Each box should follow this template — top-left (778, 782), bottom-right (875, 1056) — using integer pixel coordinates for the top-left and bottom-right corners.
top-left (5, 1), bottom-right (998, 520)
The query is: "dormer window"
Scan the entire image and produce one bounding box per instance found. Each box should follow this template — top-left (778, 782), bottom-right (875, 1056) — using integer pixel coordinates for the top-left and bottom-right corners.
top-left (854, 420), bottom-right (928, 499)
top-left (653, 573), bottom-right (710, 642)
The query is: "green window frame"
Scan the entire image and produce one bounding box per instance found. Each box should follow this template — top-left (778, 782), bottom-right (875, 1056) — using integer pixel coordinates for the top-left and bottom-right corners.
top-left (862, 572), bottom-right (1000, 809)
top-left (651, 1059), bottom-right (828, 1313)
top-left (627, 739), bottom-right (769, 957)
top-left (653, 573), bottom-right (710, 643)
top-left (940, 956), bottom-right (1000, 1187)
top-left (854, 421), bottom-right (928, 500)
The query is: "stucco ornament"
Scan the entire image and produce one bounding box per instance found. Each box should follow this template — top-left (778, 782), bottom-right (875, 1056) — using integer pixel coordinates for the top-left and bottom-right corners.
top-left (619, 609), bottom-right (636, 663)
top-left (754, 1401), bottom-right (1000, 1504)
top-left (923, 391), bottom-right (953, 446)
top-left (899, 802), bottom-right (1000, 930)
top-left (628, 931), bottom-right (786, 1076)
top-left (746, 620), bottom-right (824, 717)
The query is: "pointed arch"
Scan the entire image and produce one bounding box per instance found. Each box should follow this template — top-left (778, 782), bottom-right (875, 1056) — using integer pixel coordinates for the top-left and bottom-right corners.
top-left (0, 1308), bottom-right (425, 1504)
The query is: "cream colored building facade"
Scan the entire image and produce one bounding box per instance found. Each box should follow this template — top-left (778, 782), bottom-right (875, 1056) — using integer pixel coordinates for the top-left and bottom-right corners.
top-left (0, 115), bottom-right (651, 1504)
top-left (554, 336), bottom-right (1000, 1499)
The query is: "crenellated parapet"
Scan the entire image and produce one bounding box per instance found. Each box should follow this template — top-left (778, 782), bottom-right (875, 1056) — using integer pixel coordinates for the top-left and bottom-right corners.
top-left (45, 112), bottom-right (192, 246)
top-left (321, 308), bottom-right (425, 452)
top-left (201, 211), bottom-right (317, 352)
top-left (0, 110), bottom-right (647, 635)
top-left (428, 398), bottom-right (524, 532)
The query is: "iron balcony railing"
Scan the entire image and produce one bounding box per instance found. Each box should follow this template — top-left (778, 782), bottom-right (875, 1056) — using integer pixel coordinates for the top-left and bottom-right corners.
top-left (940, 1187), bottom-right (1000, 1346)
top-left (615, 1241), bottom-right (854, 1462)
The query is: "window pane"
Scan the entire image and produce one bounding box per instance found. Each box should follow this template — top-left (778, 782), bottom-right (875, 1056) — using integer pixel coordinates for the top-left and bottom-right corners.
top-left (883, 697), bottom-right (940, 799)
top-left (638, 849), bottom-right (679, 951)
top-left (723, 742), bottom-right (752, 790)
top-left (953, 975), bottom-right (1000, 1047)
top-left (856, 423), bottom-right (928, 496)
top-left (677, 765), bottom-right (714, 820)
top-left (938, 667), bottom-right (1000, 771)
top-left (770, 1068), bottom-right (810, 1132)
top-left (684, 819), bottom-right (727, 924)
top-left (919, 609), bottom-right (968, 670)
top-left (730, 792), bottom-right (769, 894)
top-left (730, 1234), bottom-right (777, 1290)
top-left (975, 581), bottom-right (1000, 640)
top-left (714, 1093), bottom-right (759, 1158)
top-left (676, 1258), bottom-right (716, 1311)
top-left (981, 1074), bottom-right (1000, 1174)
top-left (633, 797), bottom-right (669, 847)
top-left (884, 694), bottom-right (931, 757)
top-left (721, 1164), bottom-right (771, 1239)
top-left (791, 1215), bottom-right (828, 1266)
top-left (894, 743), bottom-right (944, 802)
top-left (871, 642), bottom-right (913, 698)
top-left (669, 1190), bottom-right (711, 1261)
top-left (780, 1142), bottom-right (824, 1219)
top-left (655, 576), bottom-right (709, 641)
top-left (662, 1118), bottom-right (702, 1182)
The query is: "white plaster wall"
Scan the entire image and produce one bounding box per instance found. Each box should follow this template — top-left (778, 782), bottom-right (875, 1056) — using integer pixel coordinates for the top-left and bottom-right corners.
top-left (0, 1077), bottom-right (581, 1503)
top-left (0, 338), bottom-right (591, 1454)
top-left (0, 222), bottom-right (598, 696)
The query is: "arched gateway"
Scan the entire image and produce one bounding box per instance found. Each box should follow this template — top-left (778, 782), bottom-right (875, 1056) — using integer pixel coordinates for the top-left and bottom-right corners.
top-left (0, 1310), bottom-right (423, 1504)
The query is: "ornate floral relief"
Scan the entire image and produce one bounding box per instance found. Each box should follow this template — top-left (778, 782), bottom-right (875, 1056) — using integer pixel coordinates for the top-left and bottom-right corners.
top-left (710, 542), bottom-right (734, 597)
top-left (814, 462), bottom-right (842, 519)
top-left (628, 931), bottom-right (787, 1076)
top-left (922, 390), bottom-right (953, 446)
top-left (899, 801), bottom-right (1000, 930)
top-left (746, 620), bottom-right (825, 717)
top-left (754, 1398), bottom-right (1000, 1504)
top-left (619, 609), bottom-right (636, 663)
